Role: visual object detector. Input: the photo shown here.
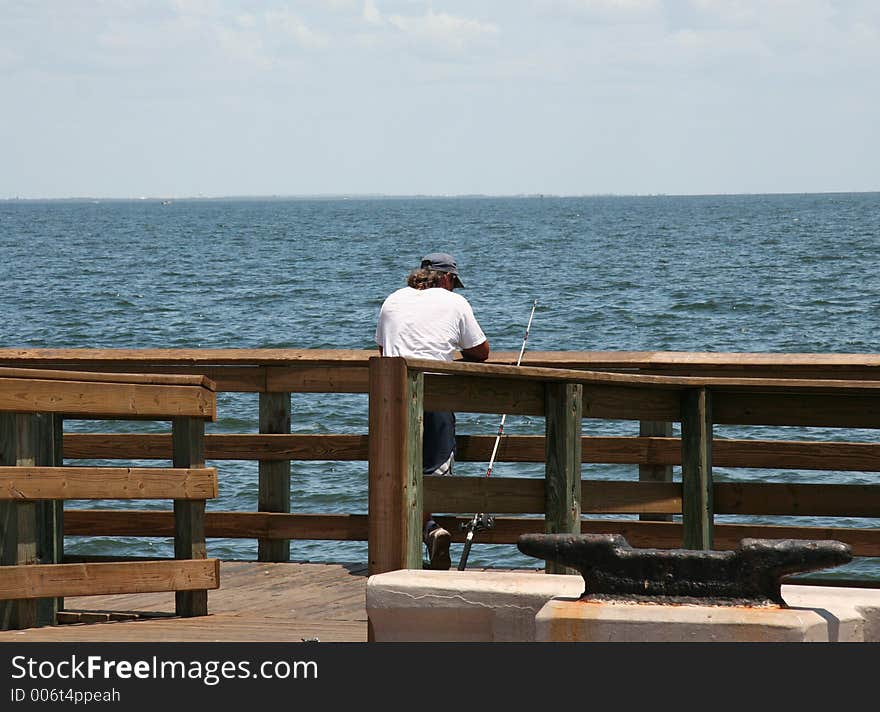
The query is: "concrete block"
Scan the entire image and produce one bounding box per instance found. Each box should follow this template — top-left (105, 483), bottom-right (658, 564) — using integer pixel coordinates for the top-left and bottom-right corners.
top-left (366, 569), bottom-right (583, 642)
top-left (782, 584), bottom-right (880, 643)
top-left (534, 598), bottom-right (852, 642)
top-left (366, 570), bottom-right (880, 643)
top-left (534, 584), bottom-right (880, 642)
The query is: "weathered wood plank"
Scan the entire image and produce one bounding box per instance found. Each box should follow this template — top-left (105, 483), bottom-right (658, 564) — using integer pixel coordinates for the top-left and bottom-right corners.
top-left (266, 366), bottom-right (369, 393)
top-left (62, 433), bottom-right (371, 460)
top-left (59, 432), bottom-right (880, 472)
top-left (64, 511), bottom-right (370, 539)
top-left (0, 367), bottom-right (214, 389)
top-left (424, 373), bottom-right (545, 415)
top-left (545, 384), bottom-right (584, 573)
top-left (406, 356), bottom-right (880, 392)
top-left (367, 357), bottom-right (423, 575)
top-left (0, 467), bottom-right (217, 500)
top-left (575, 436), bottom-right (880, 471)
top-left (425, 477), bottom-right (681, 515)
top-left (404, 364), bottom-right (425, 573)
top-left (172, 417), bottom-right (208, 617)
top-left (639, 421), bottom-right (674, 522)
top-left (0, 365), bottom-right (261, 392)
top-left (0, 378), bottom-right (215, 420)
top-left (681, 388), bottom-right (713, 550)
top-left (5, 349), bottom-right (880, 393)
top-left (714, 482), bottom-right (880, 516)
top-left (424, 476), bottom-right (544, 513)
top-left (511, 350), bottom-right (880, 375)
top-left (0, 348), bottom-right (374, 366)
top-left (258, 392), bottom-right (291, 562)
top-left (713, 391), bottom-right (880, 428)
top-left (2, 347), bottom-right (880, 371)
top-left (544, 383), bottom-right (582, 575)
top-left (0, 559), bottom-right (219, 600)
top-left (422, 364), bottom-right (880, 425)
top-left (427, 478), bottom-right (880, 517)
top-left (582, 384), bottom-right (681, 421)
top-left (0, 414), bottom-right (38, 629)
top-left (34, 413), bottom-right (62, 624)
top-left (426, 516), bottom-right (880, 557)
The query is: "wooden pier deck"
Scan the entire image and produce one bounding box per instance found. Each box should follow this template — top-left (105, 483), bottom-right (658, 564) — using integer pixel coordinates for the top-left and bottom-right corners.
top-left (0, 561), bottom-right (372, 643)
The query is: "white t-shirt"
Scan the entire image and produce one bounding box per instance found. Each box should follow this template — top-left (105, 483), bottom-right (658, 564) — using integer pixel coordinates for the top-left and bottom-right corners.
top-left (375, 287), bottom-right (487, 361)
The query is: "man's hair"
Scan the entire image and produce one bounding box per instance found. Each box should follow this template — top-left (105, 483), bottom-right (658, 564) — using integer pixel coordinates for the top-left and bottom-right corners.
top-left (407, 268), bottom-right (449, 290)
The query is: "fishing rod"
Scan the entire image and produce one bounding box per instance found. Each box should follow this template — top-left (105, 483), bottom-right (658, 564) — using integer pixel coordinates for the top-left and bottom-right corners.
top-left (457, 298), bottom-right (538, 571)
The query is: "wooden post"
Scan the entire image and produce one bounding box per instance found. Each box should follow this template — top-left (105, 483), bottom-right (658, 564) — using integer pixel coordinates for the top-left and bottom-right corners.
top-left (172, 417), bottom-right (208, 617)
top-left (681, 388), bottom-right (713, 550)
top-left (35, 413), bottom-right (62, 625)
top-left (53, 415), bottom-right (64, 609)
top-left (639, 420), bottom-right (674, 522)
top-left (544, 382), bottom-right (583, 575)
top-left (0, 414), bottom-right (38, 630)
top-left (258, 392), bottom-right (291, 562)
top-left (367, 357), bottom-right (424, 576)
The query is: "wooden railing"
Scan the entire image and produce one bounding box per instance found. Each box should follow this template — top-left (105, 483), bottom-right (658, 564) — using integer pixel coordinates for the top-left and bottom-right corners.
top-left (0, 348), bottom-right (878, 581)
top-left (0, 367), bottom-right (218, 629)
top-left (367, 356), bottom-right (880, 574)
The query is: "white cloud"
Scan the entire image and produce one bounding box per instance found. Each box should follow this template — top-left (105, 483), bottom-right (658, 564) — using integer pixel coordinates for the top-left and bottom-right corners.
top-left (169, 0), bottom-right (221, 15)
top-left (687, 0), bottom-right (759, 27)
top-left (265, 10), bottom-right (329, 50)
top-left (541, 0), bottom-right (663, 22)
top-left (214, 20), bottom-right (272, 71)
top-left (662, 0), bottom-right (880, 77)
top-left (387, 9), bottom-right (500, 56)
top-left (363, 0), bottom-right (383, 26)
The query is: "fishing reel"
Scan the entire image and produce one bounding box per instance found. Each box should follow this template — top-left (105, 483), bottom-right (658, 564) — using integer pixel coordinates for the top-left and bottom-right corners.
top-left (461, 512), bottom-right (495, 533)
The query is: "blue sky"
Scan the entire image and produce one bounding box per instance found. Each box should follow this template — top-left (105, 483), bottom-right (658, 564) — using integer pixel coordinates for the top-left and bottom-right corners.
top-left (2, 0), bottom-right (878, 198)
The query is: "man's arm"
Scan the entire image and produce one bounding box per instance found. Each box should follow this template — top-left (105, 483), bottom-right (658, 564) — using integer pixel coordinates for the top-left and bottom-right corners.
top-left (460, 340), bottom-right (490, 362)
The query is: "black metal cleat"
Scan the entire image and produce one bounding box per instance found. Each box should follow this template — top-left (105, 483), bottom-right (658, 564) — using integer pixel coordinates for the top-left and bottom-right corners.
top-left (517, 533), bottom-right (853, 606)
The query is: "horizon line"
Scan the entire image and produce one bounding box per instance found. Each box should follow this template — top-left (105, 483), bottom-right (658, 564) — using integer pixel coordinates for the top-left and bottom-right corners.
top-left (2, 189), bottom-right (879, 202)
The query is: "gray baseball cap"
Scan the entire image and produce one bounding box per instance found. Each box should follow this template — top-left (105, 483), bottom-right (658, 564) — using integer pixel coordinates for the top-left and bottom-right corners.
top-left (420, 252), bottom-right (465, 288)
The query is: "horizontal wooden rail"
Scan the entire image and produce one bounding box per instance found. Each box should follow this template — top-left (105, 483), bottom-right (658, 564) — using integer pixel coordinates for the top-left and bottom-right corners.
top-left (0, 559), bottom-right (219, 600)
top-left (413, 362), bottom-right (880, 426)
top-left (422, 477), bottom-right (880, 517)
top-left (0, 367), bottom-right (213, 388)
top-left (408, 357), bottom-right (880, 392)
top-left (0, 467), bottom-right (217, 500)
top-left (60, 510), bottom-right (880, 558)
top-left (64, 510), bottom-right (370, 540)
top-left (0, 369), bottom-right (216, 420)
top-left (430, 517), bottom-right (880, 558)
top-left (61, 433), bottom-right (880, 472)
top-left (4, 349), bottom-right (880, 396)
top-left (4, 347), bottom-right (880, 375)
top-left (63, 433), bottom-right (371, 460)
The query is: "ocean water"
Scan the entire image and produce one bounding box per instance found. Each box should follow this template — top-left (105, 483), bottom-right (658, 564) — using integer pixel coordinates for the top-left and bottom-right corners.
top-left (1, 193), bottom-right (879, 578)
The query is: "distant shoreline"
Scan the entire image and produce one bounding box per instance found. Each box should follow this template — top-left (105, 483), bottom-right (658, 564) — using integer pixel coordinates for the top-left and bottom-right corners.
top-left (2, 190), bottom-right (879, 203)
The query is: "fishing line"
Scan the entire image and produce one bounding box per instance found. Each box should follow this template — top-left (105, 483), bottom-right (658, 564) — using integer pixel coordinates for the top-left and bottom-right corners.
top-left (457, 298), bottom-right (538, 571)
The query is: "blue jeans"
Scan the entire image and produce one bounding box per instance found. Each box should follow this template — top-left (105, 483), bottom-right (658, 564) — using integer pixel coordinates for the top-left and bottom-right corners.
top-left (423, 411), bottom-right (455, 476)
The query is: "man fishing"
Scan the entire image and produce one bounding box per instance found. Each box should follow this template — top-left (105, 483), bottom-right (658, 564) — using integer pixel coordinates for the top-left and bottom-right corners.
top-left (375, 252), bottom-right (490, 569)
